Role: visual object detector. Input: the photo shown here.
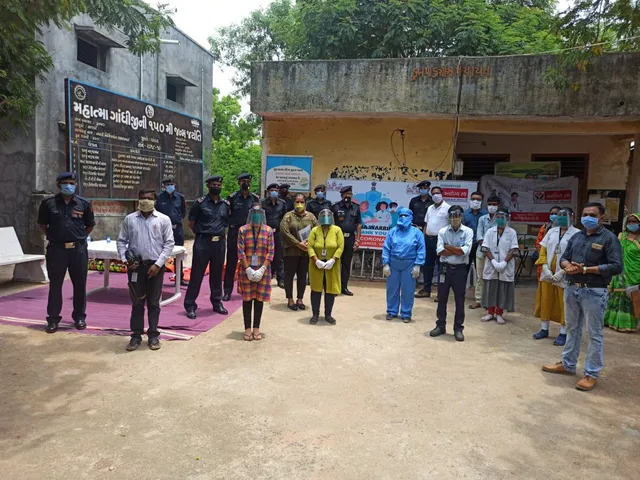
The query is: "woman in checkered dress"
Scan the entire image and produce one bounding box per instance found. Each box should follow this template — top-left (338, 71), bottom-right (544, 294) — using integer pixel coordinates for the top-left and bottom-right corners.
top-left (237, 204), bottom-right (275, 341)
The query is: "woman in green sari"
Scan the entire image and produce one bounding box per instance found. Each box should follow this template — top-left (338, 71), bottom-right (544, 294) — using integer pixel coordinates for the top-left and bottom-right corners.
top-left (604, 213), bottom-right (640, 332)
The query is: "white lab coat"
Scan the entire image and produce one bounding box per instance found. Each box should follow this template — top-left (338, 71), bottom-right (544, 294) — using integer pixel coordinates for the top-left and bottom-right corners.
top-left (481, 226), bottom-right (519, 282)
top-left (539, 225), bottom-right (580, 287)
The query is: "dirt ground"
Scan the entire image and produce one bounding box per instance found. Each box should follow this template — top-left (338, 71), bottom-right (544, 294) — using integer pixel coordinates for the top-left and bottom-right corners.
top-left (1, 261), bottom-right (639, 480)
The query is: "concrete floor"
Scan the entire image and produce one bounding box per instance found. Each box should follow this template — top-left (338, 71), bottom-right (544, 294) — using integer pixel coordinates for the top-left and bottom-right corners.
top-left (0, 266), bottom-right (639, 479)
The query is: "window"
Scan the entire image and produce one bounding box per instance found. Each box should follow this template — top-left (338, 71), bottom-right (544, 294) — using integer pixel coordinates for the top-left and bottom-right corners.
top-left (456, 154), bottom-right (509, 182)
top-left (533, 154), bottom-right (589, 206)
top-left (77, 37), bottom-right (107, 71)
top-left (166, 78), bottom-right (185, 104)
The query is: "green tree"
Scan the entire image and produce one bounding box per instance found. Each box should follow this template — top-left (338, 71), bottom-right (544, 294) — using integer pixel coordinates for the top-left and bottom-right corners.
top-left (0, 0), bottom-right (174, 137)
top-left (209, 88), bottom-right (262, 198)
top-left (210, 0), bottom-right (561, 95)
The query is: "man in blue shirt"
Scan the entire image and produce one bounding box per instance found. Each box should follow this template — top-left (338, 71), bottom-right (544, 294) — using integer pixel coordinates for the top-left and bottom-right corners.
top-left (463, 190), bottom-right (487, 275)
top-left (155, 176), bottom-right (188, 286)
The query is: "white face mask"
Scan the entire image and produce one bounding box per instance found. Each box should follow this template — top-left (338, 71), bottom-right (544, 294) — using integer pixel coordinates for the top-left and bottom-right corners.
top-left (470, 200), bottom-right (482, 210)
top-left (432, 194), bottom-right (443, 204)
top-left (488, 205), bottom-right (498, 214)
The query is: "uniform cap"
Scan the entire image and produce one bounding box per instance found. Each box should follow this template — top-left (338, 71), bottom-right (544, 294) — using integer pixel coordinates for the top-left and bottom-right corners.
top-left (417, 180), bottom-right (431, 188)
top-left (162, 176), bottom-right (175, 184)
top-left (56, 172), bottom-right (77, 182)
top-left (237, 173), bottom-right (252, 181)
top-left (340, 186), bottom-right (353, 194)
top-left (205, 175), bottom-right (223, 183)
top-left (266, 183), bottom-right (279, 190)
top-left (279, 183), bottom-right (290, 190)
top-left (314, 184), bottom-right (326, 192)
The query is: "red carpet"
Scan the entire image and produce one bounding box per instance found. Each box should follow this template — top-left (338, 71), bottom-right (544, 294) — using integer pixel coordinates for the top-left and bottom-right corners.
top-left (0, 272), bottom-right (242, 340)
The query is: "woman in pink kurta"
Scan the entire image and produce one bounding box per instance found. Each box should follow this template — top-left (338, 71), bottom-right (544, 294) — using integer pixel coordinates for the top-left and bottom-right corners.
top-left (237, 204), bottom-right (275, 341)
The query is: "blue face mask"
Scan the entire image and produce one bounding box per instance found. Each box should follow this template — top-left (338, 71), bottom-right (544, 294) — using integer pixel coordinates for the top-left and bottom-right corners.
top-left (316, 191), bottom-right (325, 200)
top-left (419, 189), bottom-right (429, 196)
top-left (581, 216), bottom-right (599, 230)
top-left (60, 184), bottom-right (76, 196)
top-left (397, 214), bottom-right (412, 229)
top-left (626, 223), bottom-right (639, 233)
top-left (549, 214), bottom-right (557, 224)
top-left (556, 216), bottom-right (569, 227)
top-left (165, 185), bottom-right (175, 194)
top-left (269, 190), bottom-right (278, 199)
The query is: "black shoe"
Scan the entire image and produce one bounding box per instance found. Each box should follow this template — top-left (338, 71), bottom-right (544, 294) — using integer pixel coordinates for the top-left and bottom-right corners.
top-left (287, 303), bottom-right (298, 311)
top-left (454, 331), bottom-right (465, 342)
top-left (402, 317), bottom-right (411, 323)
top-left (126, 337), bottom-right (142, 351)
top-left (429, 326), bottom-right (446, 337)
top-left (278, 280), bottom-right (285, 289)
top-left (180, 279), bottom-right (190, 287)
top-left (213, 304), bottom-right (228, 315)
top-left (386, 314), bottom-right (396, 321)
top-left (433, 296), bottom-right (439, 303)
top-left (415, 289), bottom-right (431, 298)
top-left (186, 310), bottom-right (196, 320)
top-left (74, 319), bottom-right (87, 330)
top-left (325, 316), bottom-right (336, 325)
top-left (148, 337), bottom-right (161, 350)
top-left (45, 322), bottom-right (58, 333)
top-left (222, 293), bottom-right (231, 301)
top-left (342, 288), bottom-right (353, 296)
top-left (310, 316), bottom-right (319, 325)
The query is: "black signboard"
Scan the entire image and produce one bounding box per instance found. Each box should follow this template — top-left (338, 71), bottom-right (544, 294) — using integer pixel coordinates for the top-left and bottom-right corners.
top-left (65, 79), bottom-right (203, 200)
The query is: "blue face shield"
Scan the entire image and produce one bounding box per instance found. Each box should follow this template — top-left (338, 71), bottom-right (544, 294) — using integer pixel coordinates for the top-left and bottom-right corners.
top-left (396, 207), bottom-right (413, 229)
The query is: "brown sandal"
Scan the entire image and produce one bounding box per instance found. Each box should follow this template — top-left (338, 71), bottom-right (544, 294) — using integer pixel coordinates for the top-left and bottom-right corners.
top-left (468, 302), bottom-right (482, 309)
top-left (243, 332), bottom-right (253, 341)
top-left (252, 332), bottom-right (262, 341)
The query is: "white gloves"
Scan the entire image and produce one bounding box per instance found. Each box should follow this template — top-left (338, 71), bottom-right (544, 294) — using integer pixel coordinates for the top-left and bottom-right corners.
top-left (411, 265), bottom-right (420, 279)
top-left (551, 269), bottom-right (566, 284)
top-left (383, 264), bottom-right (391, 278)
top-left (542, 265), bottom-right (553, 278)
top-left (315, 259), bottom-right (326, 269)
top-left (626, 285), bottom-right (639, 298)
top-left (491, 259), bottom-right (500, 271)
top-left (246, 266), bottom-right (266, 282)
top-left (491, 260), bottom-right (507, 272)
top-left (323, 258), bottom-right (336, 270)
top-left (245, 267), bottom-right (257, 282)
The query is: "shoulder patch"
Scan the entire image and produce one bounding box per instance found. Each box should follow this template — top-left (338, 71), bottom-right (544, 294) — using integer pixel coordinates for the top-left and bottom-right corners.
top-left (224, 199), bottom-right (230, 206)
top-left (197, 196), bottom-right (206, 203)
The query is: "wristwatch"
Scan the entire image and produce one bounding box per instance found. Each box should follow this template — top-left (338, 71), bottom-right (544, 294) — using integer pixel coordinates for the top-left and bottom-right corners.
top-left (583, 266), bottom-right (587, 275)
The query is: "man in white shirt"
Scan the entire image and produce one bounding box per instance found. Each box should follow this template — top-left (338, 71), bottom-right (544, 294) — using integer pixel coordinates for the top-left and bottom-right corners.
top-left (417, 186), bottom-right (450, 298)
top-left (430, 205), bottom-right (474, 342)
top-left (117, 189), bottom-right (175, 351)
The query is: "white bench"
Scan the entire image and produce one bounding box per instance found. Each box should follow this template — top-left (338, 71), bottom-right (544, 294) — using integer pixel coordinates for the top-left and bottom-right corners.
top-left (0, 227), bottom-right (49, 283)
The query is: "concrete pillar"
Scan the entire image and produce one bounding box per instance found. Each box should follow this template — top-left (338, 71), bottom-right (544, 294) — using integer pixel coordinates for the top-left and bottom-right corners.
top-left (626, 134), bottom-right (640, 214)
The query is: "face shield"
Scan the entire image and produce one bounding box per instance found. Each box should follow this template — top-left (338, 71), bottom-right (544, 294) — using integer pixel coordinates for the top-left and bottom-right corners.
top-left (396, 207), bottom-right (413, 229)
top-left (556, 209), bottom-right (573, 228)
top-left (318, 208), bottom-right (334, 226)
top-left (495, 211), bottom-right (509, 227)
top-left (247, 206), bottom-right (266, 226)
top-left (449, 209), bottom-right (463, 228)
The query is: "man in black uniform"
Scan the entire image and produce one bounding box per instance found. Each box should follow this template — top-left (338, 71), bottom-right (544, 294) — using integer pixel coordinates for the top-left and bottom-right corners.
top-left (223, 173), bottom-right (260, 300)
top-left (307, 184), bottom-right (333, 219)
top-left (262, 182), bottom-right (287, 288)
top-left (279, 183), bottom-right (294, 212)
top-left (332, 186), bottom-right (362, 296)
top-left (184, 175), bottom-right (230, 319)
top-left (409, 180), bottom-right (433, 294)
top-left (38, 172), bottom-right (95, 333)
top-left (155, 176), bottom-right (188, 286)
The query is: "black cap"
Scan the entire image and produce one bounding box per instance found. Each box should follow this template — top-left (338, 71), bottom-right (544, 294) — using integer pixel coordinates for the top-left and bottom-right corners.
top-left (56, 172), bottom-right (77, 182)
top-left (314, 184), bottom-right (326, 192)
top-left (279, 183), bottom-right (290, 190)
top-left (162, 176), bottom-right (175, 184)
top-left (340, 186), bottom-right (353, 194)
top-left (237, 173), bottom-right (252, 181)
top-left (417, 180), bottom-right (431, 188)
top-left (205, 175), bottom-right (223, 183)
top-left (266, 183), bottom-right (279, 190)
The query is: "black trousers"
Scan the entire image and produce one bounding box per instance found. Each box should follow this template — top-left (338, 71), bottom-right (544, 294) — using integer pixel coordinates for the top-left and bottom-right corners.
top-left (436, 264), bottom-right (466, 332)
top-left (423, 235), bottom-right (439, 289)
top-left (311, 277), bottom-right (336, 317)
top-left (284, 255), bottom-right (308, 299)
top-left (466, 242), bottom-right (479, 276)
top-left (341, 235), bottom-right (355, 290)
top-left (128, 263), bottom-right (165, 340)
top-left (173, 224), bottom-right (185, 246)
top-left (243, 300), bottom-right (264, 329)
top-left (223, 227), bottom-right (239, 295)
top-left (271, 231), bottom-right (284, 281)
top-left (184, 235), bottom-right (225, 311)
top-left (46, 242), bottom-right (88, 324)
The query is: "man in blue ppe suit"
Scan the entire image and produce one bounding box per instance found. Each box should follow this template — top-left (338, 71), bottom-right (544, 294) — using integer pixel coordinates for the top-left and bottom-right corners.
top-left (382, 207), bottom-right (426, 322)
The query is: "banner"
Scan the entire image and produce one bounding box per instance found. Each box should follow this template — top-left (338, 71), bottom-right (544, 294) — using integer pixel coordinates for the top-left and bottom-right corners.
top-left (479, 175), bottom-right (579, 224)
top-left (325, 179), bottom-right (478, 249)
top-left (265, 155), bottom-right (312, 193)
top-left (494, 162), bottom-right (561, 179)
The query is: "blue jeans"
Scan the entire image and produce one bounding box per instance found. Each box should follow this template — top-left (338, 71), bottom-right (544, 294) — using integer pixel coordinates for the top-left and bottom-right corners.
top-left (386, 257), bottom-right (417, 318)
top-left (562, 286), bottom-right (608, 378)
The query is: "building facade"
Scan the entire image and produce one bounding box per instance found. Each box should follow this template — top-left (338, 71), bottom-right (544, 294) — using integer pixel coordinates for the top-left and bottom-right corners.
top-left (0, 14), bottom-right (213, 251)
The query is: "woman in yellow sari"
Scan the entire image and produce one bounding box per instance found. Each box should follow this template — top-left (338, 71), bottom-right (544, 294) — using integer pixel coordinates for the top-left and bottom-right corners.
top-left (533, 208), bottom-right (580, 346)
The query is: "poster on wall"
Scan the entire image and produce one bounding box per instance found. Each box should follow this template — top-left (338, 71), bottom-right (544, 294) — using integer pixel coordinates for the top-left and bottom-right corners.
top-left (265, 155), bottom-right (313, 192)
top-left (479, 175), bottom-right (579, 224)
top-left (494, 162), bottom-right (561, 180)
top-left (325, 178), bottom-right (478, 249)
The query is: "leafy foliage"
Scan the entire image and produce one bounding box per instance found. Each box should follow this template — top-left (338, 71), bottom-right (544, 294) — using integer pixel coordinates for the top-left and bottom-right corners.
top-left (0, 0), bottom-right (173, 137)
top-left (209, 89), bottom-right (262, 198)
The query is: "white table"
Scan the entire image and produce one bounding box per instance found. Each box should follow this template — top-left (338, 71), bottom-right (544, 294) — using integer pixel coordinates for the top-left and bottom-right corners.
top-left (87, 240), bottom-right (187, 306)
